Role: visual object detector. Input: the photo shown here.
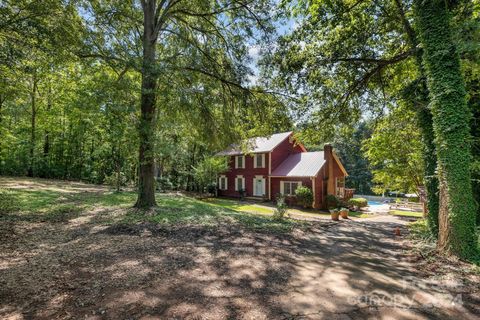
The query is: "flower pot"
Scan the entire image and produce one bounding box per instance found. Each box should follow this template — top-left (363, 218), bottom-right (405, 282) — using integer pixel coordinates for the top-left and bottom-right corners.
top-left (340, 209), bottom-right (349, 219)
top-left (331, 211), bottom-right (340, 221)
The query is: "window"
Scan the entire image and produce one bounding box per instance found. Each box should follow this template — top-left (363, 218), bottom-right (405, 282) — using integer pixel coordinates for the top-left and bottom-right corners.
top-left (235, 175), bottom-right (245, 191)
top-left (336, 177), bottom-right (345, 197)
top-left (281, 181), bottom-right (302, 196)
top-left (235, 155), bottom-right (245, 169)
top-left (254, 153), bottom-right (265, 168)
top-left (219, 176), bottom-right (228, 190)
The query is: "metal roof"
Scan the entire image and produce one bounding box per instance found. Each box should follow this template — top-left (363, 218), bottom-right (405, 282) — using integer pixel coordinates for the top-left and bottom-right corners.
top-left (271, 151), bottom-right (326, 177)
top-left (216, 132), bottom-right (293, 156)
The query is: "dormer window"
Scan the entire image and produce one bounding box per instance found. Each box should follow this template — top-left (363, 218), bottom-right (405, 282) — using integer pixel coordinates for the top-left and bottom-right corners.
top-left (254, 153), bottom-right (265, 168)
top-left (235, 155), bottom-right (245, 169)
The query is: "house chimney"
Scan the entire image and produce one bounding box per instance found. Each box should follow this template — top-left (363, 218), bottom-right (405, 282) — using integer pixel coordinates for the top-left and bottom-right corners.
top-left (324, 143), bottom-right (335, 195)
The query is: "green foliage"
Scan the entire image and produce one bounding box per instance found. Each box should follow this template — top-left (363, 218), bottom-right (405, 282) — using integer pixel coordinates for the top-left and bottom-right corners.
top-left (326, 194), bottom-right (339, 210)
top-left (414, 0), bottom-right (477, 258)
top-left (331, 123), bottom-right (375, 195)
top-left (348, 198), bottom-right (368, 209)
top-left (408, 219), bottom-right (435, 241)
top-left (193, 157), bottom-right (228, 192)
top-left (273, 193), bottom-right (288, 221)
top-left (294, 186), bottom-right (313, 208)
top-left (363, 105), bottom-right (423, 194)
top-left (155, 177), bottom-right (173, 193)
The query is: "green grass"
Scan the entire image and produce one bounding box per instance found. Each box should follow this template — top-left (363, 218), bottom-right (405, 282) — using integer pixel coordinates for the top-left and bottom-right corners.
top-left (0, 187), bottom-right (307, 232)
top-left (389, 210), bottom-right (423, 218)
top-left (202, 198), bottom-right (273, 214)
top-left (348, 211), bottom-right (373, 218)
top-left (407, 219), bottom-right (432, 240)
top-left (120, 195), bottom-right (306, 232)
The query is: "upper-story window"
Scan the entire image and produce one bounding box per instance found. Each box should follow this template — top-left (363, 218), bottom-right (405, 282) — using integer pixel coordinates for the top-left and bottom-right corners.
top-left (254, 153), bottom-right (265, 168)
top-left (218, 175), bottom-right (228, 190)
top-left (235, 155), bottom-right (245, 169)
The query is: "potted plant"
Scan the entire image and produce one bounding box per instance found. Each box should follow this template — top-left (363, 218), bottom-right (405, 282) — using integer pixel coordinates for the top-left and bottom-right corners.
top-left (339, 208), bottom-right (349, 219)
top-left (330, 209), bottom-right (340, 221)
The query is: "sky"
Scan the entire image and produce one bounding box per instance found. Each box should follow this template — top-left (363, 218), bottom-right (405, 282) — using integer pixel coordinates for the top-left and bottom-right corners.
top-left (246, 17), bottom-right (298, 85)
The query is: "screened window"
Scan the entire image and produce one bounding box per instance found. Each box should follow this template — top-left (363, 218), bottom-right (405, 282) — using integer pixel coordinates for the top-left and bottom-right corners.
top-left (235, 155), bottom-right (245, 169)
top-left (219, 176), bottom-right (227, 190)
top-left (282, 181), bottom-right (300, 196)
top-left (254, 153), bottom-right (265, 168)
top-left (235, 176), bottom-right (245, 191)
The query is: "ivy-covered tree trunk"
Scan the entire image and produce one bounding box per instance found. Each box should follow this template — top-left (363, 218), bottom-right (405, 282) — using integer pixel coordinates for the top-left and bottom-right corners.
top-left (417, 104), bottom-right (439, 233)
top-left (414, 0), bottom-right (477, 258)
top-left (394, 0), bottom-right (439, 234)
top-left (135, 1), bottom-right (158, 208)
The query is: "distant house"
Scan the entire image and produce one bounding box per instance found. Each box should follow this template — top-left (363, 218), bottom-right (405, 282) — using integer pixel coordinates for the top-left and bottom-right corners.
top-left (216, 132), bottom-right (352, 209)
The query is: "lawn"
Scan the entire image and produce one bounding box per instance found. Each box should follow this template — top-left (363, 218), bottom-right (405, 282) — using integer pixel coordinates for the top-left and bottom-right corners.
top-left (0, 178), bottom-right (309, 233)
top-left (389, 209), bottom-right (423, 218)
top-left (203, 197), bottom-right (374, 220)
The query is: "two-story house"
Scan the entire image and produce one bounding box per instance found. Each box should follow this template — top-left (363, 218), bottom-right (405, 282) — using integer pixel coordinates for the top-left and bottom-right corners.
top-left (216, 132), bottom-right (350, 209)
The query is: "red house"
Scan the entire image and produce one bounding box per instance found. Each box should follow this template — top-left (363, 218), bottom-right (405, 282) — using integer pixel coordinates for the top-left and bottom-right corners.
top-left (216, 132), bottom-right (350, 209)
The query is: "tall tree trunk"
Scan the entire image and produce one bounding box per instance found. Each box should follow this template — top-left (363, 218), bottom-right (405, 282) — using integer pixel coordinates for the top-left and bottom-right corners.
top-left (28, 72), bottom-right (38, 177)
top-left (414, 0), bottom-right (477, 258)
top-left (394, 0), bottom-right (439, 235)
top-left (135, 1), bottom-right (158, 208)
top-left (42, 83), bottom-right (52, 178)
top-left (418, 103), bottom-right (439, 233)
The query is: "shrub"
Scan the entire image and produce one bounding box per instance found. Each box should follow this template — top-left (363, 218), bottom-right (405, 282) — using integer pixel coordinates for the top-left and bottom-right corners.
top-left (273, 193), bottom-right (288, 220)
top-left (295, 186), bottom-right (313, 208)
top-left (104, 172), bottom-right (127, 191)
top-left (348, 198), bottom-right (368, 208)
top-left (156, 176), bottom-right (173, 192)
top-left (238, 188), bottom-right (246, 200)
top-left (206, 183), bottom-right (217, 195)
top-left (326, 194), bottom-right (339, 209)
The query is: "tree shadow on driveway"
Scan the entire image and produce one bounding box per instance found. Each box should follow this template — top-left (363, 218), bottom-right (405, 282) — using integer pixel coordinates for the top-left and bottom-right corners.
top-left (0, 216), bottom-right (477, 319)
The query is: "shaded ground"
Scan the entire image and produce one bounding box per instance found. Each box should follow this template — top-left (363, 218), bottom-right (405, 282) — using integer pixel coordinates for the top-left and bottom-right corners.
top-left (1, 177), bottom-right (479, 319)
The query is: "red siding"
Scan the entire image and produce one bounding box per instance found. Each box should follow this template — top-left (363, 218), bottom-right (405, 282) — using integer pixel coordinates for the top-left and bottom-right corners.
top-left (217, 135), bottom-right (346, 210)
top-left (270, 135), bottom-right (304, 172)
top-left (218, 153), bottom-right (269, 198)
top-left (271, 177), bottom-right (312, 206)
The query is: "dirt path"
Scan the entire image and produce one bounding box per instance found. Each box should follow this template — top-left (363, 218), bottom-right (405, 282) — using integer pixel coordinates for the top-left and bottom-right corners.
top-left (1, 206), bottom-right (478, 319)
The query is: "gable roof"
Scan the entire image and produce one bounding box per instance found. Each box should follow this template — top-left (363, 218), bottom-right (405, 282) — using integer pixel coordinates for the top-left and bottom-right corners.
top-left (216, 131), bottom-right (295, 156)
top-left (271, 151), bottom-right (325, 177)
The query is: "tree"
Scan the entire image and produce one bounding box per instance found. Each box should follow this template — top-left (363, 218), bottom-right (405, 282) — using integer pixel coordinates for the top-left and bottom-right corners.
top-left (413, 0), bottom-right (477, 258)
top-left (81, 0), bottom-right (275, 208)
top-left (332, 122), bottom-right (374, 195)
top-left (363, 105), bottom-right (423, 195)
top-left (267, 0), bottom-right (442, 228)
top-left (193, 156), bottom-right (228, 193)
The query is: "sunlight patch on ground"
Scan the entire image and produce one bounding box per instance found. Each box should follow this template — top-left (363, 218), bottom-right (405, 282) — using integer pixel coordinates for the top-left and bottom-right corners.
top-left (390, 210), bottom-right (423, 218)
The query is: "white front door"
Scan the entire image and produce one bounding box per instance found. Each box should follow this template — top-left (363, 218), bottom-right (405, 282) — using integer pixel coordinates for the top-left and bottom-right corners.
top-left (254, 178), bottom-right (265, 197)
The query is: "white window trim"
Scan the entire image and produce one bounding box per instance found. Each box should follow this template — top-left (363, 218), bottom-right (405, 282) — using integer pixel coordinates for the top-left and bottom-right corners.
top-left (253, 153), bottom-right (265, 168)
top-left (280, 181), bottom-right (302, 196)
top-left (253, 175), bottom-right (266, 197)
top-left (235, 155), bottom-right (245, 169)
top-left (235, 175), bottom-right (245, 191)
top-left (218, 175), bottom-right (228, 191)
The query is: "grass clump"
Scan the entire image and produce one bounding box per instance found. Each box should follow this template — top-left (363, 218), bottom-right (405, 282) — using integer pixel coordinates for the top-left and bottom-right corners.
top-left (43, 204), bottom-right (83, 223)
top-left (0, 188), bottom-right (20, 214)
